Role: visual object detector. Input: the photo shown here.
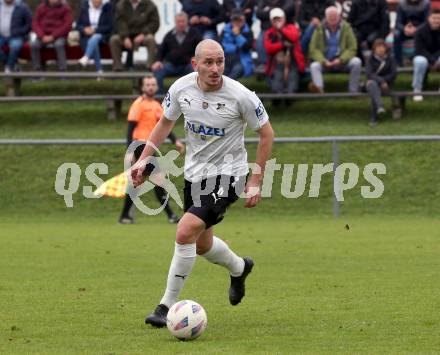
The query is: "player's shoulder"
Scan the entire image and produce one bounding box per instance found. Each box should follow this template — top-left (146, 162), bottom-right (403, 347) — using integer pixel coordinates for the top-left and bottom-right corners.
top-left (168, 72), bottom-right (198, 93)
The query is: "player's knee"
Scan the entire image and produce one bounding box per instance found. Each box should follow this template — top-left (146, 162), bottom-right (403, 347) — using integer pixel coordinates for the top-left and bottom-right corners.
top-left (176, 220), bottom-right (198, 244)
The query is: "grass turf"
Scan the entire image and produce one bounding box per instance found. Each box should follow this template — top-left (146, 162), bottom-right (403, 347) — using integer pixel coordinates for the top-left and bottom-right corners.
top-left (1, 216), bottom-right (440, 354)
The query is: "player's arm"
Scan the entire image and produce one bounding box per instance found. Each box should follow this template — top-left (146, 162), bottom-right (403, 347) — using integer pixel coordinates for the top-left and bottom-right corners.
top-left (245, 121), bottom-right (275, 208)
top-left (132, 115), bottom-right (176, 185)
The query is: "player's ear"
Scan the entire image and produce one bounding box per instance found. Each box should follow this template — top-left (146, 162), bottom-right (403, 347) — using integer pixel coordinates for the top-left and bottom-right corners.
top-left (191, 56), bottom-right (197, 71)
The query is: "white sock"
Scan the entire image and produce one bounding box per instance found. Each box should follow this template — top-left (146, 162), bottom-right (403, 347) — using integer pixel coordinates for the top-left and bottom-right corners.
top-left (201, 236), bottom-right (245, 277)
top-left (159, 242), bottom-right (196, 308)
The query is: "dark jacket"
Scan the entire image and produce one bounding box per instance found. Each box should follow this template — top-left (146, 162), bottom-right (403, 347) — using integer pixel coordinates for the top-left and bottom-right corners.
top-left (221, 22), bottom-right (254, 76)
top-left (32, 0), bottom-right (73, 39)
top-left (222, 0), bottom-right (256, 27)
top-left (157, 27), bottom-right (202, 66)
top-left (415, 22), bottom-right (440, 64)
top-left (180, 0), bottom-right (222, 36)
top-left (264, 23), bottom-right (305, 75)
top-left (365, 53), bottom-right (397, 84)
top-left (3, 0), bottom-right (32, 39)
top-left (348, 0), bottom-right (389, 39)
top-left (77, 0), bottom-right (113, 40)
top-left (299, 0), bottom-right (334, 29)
top-left (396, 0), bottom-right (430, 32)
top-left (256, 0), bottom-right (296, 31)
top-left (114, 0), bottom-right (159, 38)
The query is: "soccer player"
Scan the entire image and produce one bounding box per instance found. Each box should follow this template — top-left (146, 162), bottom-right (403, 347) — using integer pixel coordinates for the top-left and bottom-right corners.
top-left (131, 39), bottom-right (274, 327)
top-left (119, 75), bottom-right (185, 225)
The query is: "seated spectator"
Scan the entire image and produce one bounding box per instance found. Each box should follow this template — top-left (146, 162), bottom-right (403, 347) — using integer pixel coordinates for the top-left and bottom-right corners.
top-left (179, 0), bottom-right (222, 40)
top-left (256, 0), bottom-right (295, 66)
top-left (309, 6), bottom-right (362, 93)
top-left (222, 0), bottom-right (256, 27)
top-left (264, 8), bottom-right (304, 99)
top-left (412, 8), bottom-right (440, 102)
top-left (77, 0), bottom-right (113, 74)
top-left (365, 38), bottom-right (397, 124)
top-left (298, 0), bottom-right (334, 56)
top-left (30, 0), bottom-right (73, 71)
top-left (110, 0), bottom-right (159, 71)
top-left (394, 0), bottom-right (430, 66)
top-left (152, 12), bottom-right (201, 94)
top-left (221, 10), bottom-right (254, 80)
top-left (0, 0), bottom-right (32, 72)
top-left (348, 0), bottom-right (389, 61)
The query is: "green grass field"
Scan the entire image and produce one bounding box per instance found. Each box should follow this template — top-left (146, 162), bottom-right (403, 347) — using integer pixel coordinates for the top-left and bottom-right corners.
top-left (1, 216), bottom-right (440, 354)
top-left (1, 75), bottom-right (440, 353)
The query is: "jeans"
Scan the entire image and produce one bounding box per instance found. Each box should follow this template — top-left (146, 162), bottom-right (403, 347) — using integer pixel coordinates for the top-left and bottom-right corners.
top-left (0, 36), bottom-right (24, 69)
top-left (366, 80), bottom-right (389, 111)
top-left (256, 30), bottom-right (267, 65)
top-left (202, 30), bottom-right (217, 40)
top-left (412, 55), bottom-right (431, 91)
top-left (153, 62), bottom-right (193, 94)
top-left (30, 37), bottom-right (67, 70)
top-left (269, 62), bottom-right (300, 93)
top-left (224, 59), bottom-right (244, 80)
top-left (300, 24), bottom-right (316, 55)
top-left (82, 33), bottom-right (103, 71)
top-left (310, 57), bottom-right (362, 92)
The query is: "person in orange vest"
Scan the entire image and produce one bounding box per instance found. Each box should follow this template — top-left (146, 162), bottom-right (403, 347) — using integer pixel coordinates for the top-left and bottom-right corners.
top-left (119, 74), bottom-right (185, 224)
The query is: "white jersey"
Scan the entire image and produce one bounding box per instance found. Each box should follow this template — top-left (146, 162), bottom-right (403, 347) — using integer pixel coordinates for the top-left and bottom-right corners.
top-left (163, 72), bottom-right (269, 182)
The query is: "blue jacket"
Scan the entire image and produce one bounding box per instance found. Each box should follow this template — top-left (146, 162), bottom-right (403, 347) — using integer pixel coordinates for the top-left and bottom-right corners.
top-left (1, 0), bottom-right (32, 39)
top-left (76, 0), bottom-right (113, 40)
top-left (221, 23), bottom-right (254, 77)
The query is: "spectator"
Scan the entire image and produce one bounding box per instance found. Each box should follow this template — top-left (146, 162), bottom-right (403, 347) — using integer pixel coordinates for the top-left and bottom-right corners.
top-left (348, 0), bottom-right (390, 61)
top-left (394, 0), bottom-right (430, 66)
top-left (152, 12), bottom-right (201, 94)
top-left (309, 6), bottom-right (361, 93)
top-left (298, 0), bottom-right (334, 55)
top-left (221, 9), bottom-right (254, 80)
top-left (256, 0), bottom-right (295, 66)
top-left (30, 0), bottom-right (73, 71)
top-left (179, 0), bottom-right (222, 40)
top-left (222, 0), bottom-right (256, 27)
top-left (412, 8), bottom-right (440, 102)
top-left (0, 0), bottom-right (32, 72)
top-left (365, 38), bottom-right (397, 124)
top-left (264, 7), bottom-right (304, 98)
top-left (77, 0), bottom-right (113, 74)
top-left (110, 0), bottom-right (159, 71)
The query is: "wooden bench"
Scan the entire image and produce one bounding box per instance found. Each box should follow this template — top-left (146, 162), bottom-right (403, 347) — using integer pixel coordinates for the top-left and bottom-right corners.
top-left (1, 91), bottom-right (439, 121)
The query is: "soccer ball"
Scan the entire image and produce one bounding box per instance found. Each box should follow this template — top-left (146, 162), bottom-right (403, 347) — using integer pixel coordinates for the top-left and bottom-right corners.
top-left (166, 300), bottom-right (208, 341)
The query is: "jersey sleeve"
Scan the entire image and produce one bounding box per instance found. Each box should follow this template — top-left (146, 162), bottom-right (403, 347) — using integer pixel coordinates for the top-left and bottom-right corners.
top-left (127, 98), bottom-right (141, 122)
top-left (162, 83), bottom-right (182, 121)
top-left (240, 90), bottom-right (269, 131)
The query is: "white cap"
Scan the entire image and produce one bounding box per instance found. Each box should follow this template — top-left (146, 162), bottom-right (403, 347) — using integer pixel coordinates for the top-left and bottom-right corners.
top-left (270, 7), bottom-right (285, 20)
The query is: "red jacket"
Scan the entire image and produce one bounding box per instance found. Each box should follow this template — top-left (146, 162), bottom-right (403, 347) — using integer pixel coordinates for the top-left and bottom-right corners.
top-left (264, 24), bottom-right (305, 76)
top-left (32, 1), bottom-right (73, 39)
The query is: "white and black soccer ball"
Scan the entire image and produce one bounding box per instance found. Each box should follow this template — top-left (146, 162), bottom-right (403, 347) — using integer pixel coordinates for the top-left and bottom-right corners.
top-left (166, 300), bottom-right (207, 340)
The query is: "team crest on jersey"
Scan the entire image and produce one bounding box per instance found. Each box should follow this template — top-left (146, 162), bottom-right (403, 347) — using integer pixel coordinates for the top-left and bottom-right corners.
top-left (255, 102), bottom-right (265, 121)
top-left (216, 103), bottom-right (226, 110)
top-left (202, 102), bottom-right (209, 109)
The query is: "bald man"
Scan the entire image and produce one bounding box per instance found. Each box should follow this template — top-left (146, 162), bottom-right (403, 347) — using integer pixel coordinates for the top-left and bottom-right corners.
top-left (131, 39), bottom-right (275, 327)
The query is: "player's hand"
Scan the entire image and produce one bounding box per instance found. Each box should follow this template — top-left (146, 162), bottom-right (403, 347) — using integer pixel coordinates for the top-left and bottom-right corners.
top-left (175, 140), bottom-right (185, 154)
top-left (244, 178), bottom-right (261, 208)
top-left (123, 38), bottom-right (132, 50)
top-left (130, 163), bottom-right (145, 188)
top-left (42, 35), bottom-right (54, 43)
